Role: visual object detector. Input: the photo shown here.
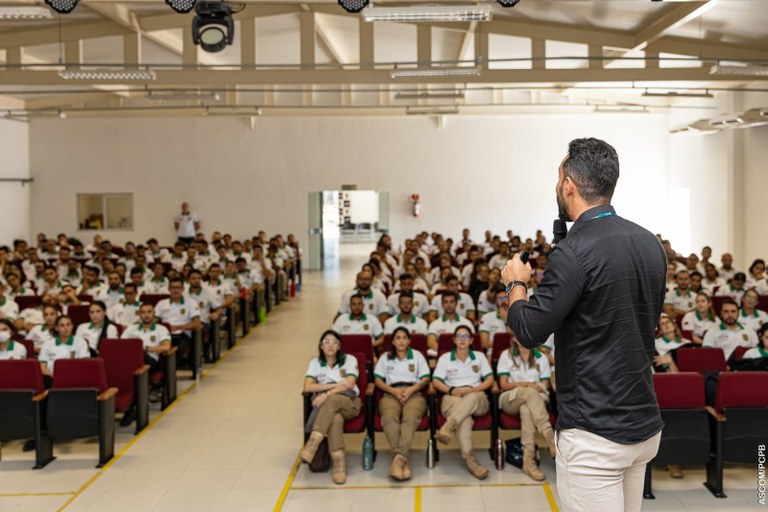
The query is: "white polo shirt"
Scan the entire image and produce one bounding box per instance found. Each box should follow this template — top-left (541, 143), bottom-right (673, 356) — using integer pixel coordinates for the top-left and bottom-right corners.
top-left (701, 278), bottom-right (725, 295)
top-left (39, 336), bottom-right (90, 373)
top-left (429, 292), bottom-right (475, 318)
top-left (0, 340), bottom-right (27, 360)
top-left (427, 314), bottom-right (475, 338)
top-left (237, 269), bottom-right (262, 289)
top-left (702, 322), bottom-right (758, 360)
top-left (169, 255), bottom-right (186, 272)
top-left (142, 277), bottom-right (169, 295)
top-left (373, 349), bottom-right (430, 385)
top-left (478, 311), bottom-right (507, 337)
top-left (305, 354), bottom-right (360, 397)
top-left (19, 306), bottom-right (44, 327)
top-left (99, 288), bottom-right (125, 309)
top-left (664, 288), bottom-right (696, 312)
top-left (654, 335), bottom-right (691, 357)
top-left (433, 349), bottom-right (493, 387)
top-left (742, 347), bottom-right (768, 360)
top-left (715, 284), bottom-right (746, 304)
top-left (109, 301), bottom-right (141, 327)
top-left (80, 282), bottom-right (107, 299)
top-left (476, 292), bottom-right (497, 315)
top-left (0, 296), bottom-right (19, 320)
top-left (175, 211), bottom-right (199, 238)
top-left (387, 292), bottom-right (430, 318)
top-left (75, 322), bottom-right (119, 352)
top-left (332, 313), bottom-right (383, 339)
top-left (155, 297), bottom-right (200, 335)
top-left (7, 286), bottom-right (35, 302)
top-left (28, 324), bottom-right (55, 350)
top-left (338, 288), bottom-right (389, 317)
top-left (496, 348), bottom-right (551, 382)
top-left (186, 286), bottom-right (215, 324)
top-left (383, 314), bottom-right (428, 336)
top-left (681, 310), bottom-right (718, 338)
top-left (754, 279), bottom-right (768, 296)
top-left (122, 322), bottom-right (171, 361)
top-left (740, 309), bottom-right (768, 333)
top-left (204, 279), bottom-right (235, 309)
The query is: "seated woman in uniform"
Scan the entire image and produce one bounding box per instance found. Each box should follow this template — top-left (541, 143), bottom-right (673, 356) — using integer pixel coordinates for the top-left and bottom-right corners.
top-left (39, 315), bottom-right (90, 388)
top-left (654, 316), bottom-right (694, 373)
top-left (0, 318), bottom-right (27, 359)
top-left (432, 325), bottom-right (494, 479)
top-left (497, 329), bottom-right (556, 482)
top-left (300, 329), bottom-right (362, 485)
top-left (26, 304), bottom-right (59, 354)
top-left (743, 324), bottom-right (768, 360)
top-left (74, 300), bottom-right (118, 356)
top-left (373, 326), bottom-right (430, 481)
top-left (740, 288), bottom-right (768, 333)
top-left (681, 292), bottom-right (717, 345)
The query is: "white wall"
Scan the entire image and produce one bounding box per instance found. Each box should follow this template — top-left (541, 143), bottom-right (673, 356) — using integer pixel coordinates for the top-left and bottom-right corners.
top-left (0, 119), bottom-right (30, 244)
top-left (29, 114), bottom-right (676, 268)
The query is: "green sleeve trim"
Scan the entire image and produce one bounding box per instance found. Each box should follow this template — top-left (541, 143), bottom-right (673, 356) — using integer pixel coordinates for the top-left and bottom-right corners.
top-left (433, 376), bottom-right (446, 383)
top-left (305, 375), bottom-right (316, 380)
top-left (497, 372), bottom-right (510, 377)
top-left (478, 329), bottom-right (490, 334)
top-left (373, 373), bottom-right (386, 380)
top-left (419, 373), bottom-right (431, 380)
top-left (482, 372), bottom-right (493, 380)
top-left (347, 373), bottom-right (358, 378)
top-left (540, 377), bottom-right (551, 381)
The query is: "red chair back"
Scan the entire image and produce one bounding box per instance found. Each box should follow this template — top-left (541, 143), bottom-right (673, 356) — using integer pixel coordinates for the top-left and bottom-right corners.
top-left (759, 295), bottom-right (768, 312)
top-left (16, 296), bottom-right (42, 311)
top-left (77, 295), bottom-right (94, 303)
top-left (676, 347), bottom-right (727, 373)
top-left (340, 335), bottom-right (373, 364)
top-left (100, 338), bottom-right (145, 412)
top-left (491, 332), bottom-right (511, 362)
top-left (0, 359), bottom-right (45, 393)
top-left (711, 296), bottom-right (727, 315)
top-left (437, 332), bottom-right (481, 357)
top-left (730, 345), bottom-right (751, 362)
top-left (380, 333), bottom-right (428, 358)
top-left (715, 372), bottom-right (768, 412)
top-left (52, 358), bottom-right (109, 393)
top-left (19, 339), bottom-right (36, 359)
top-left (653, 373), bottom-right (705, 409)
top-left (139, 294), bottom-right (169, 307)
top-left (68, 304), bottom-right (91, 328)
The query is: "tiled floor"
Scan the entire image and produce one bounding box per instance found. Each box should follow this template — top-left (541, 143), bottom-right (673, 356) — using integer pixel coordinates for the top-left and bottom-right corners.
top-left (1, 243), bottom-right (765, 511)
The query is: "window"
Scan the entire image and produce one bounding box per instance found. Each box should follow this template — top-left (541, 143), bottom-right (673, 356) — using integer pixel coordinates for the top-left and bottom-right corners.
top-left (77, 194), bottom-right (133, 230)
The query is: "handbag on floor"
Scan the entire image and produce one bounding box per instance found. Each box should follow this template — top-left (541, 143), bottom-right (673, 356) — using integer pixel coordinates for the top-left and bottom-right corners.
top-left (505, 438), bottom-right (540, 469)
top-left (308, 438), bottom-right (330, 473)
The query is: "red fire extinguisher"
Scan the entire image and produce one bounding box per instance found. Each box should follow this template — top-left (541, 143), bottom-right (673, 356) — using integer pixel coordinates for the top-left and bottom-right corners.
top-left (409, 194), bottom-right (421, 217)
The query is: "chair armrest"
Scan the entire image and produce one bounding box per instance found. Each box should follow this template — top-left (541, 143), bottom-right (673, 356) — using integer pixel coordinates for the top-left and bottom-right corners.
top-left (98, 387), bottom-right (119, 401)
top-left (301, 390), bottom-right (312, 397)
top-left (365, 383), bottom-right (375, 396)
top-left (427, 382), bottom-right (436, 395)
top-left (32, 391), bottom-right (49, 402)
top-left (706, 406), bottom-right (726, 422)
top-left (164, 346), bottom-right (179, 356)
top-left (134, 364), bottom-right (151, 376)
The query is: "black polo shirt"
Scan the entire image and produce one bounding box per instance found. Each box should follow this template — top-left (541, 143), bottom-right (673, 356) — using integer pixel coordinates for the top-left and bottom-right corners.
top-left (507, 205), bottom-right (666, 445)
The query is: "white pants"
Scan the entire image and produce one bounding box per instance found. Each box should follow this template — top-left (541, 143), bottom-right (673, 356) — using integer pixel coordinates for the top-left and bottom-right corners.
top-left (555, 428), bottom-right (661, 512)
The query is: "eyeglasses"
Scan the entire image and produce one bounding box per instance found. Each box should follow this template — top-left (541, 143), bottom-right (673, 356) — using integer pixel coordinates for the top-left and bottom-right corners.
top-left (743, 295), bottom-right (758, 301)
top-left (495, 298), bottom-right (509, 304)
top-left (322, 338), bottom-right (340, 346)
top-left (455, 333), bottom-right (472, 340)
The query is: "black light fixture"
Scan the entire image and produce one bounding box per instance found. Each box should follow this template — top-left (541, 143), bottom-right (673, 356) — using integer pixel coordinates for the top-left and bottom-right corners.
top-left (192, 2), bottom-right (234, 53)
top-left (496, 0), bottom-right (521, 7)
top-left (44, 0), bottom-right (79, 14)
top-left (166, 0), bottom-right (197, 14)
top-left (338, 0), bottom-right (369, 14)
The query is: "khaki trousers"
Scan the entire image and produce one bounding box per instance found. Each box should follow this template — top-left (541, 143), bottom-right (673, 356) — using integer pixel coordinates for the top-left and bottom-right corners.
top-left (378, 393), bottom-right (427, 456)
top-left (312, 394), bottom-right (362, 453)
top-left (500, 387), bottom-right (552, 449)
top-left (440, 392), bottom-right (489, 454)
top-left (556, 428), bottom-right (661, 512)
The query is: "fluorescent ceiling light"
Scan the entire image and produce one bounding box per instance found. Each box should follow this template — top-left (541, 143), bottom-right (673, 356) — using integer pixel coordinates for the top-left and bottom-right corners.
top-left (0, 6), bottom-right (53, 19)
top-left (391, 67), bottom-right (480, 79)
top-left (363, 5), bottom-right (492, 22)
top-left (593, 105), bottom-right (648, 113)
top-left (406, 106), bottom-right (459, 115)
top-left (59, 70), bottom-right (157, 81)
top-left (710, 64), bottom-right (768, 77)
top-left (395, 91), bottom-right (465, 100)
top-left (642, 91), bottom-right (713, 99)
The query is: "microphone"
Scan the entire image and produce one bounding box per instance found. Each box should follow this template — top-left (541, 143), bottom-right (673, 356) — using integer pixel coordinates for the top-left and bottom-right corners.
top-left (553, 219), bottom-right (568, 245)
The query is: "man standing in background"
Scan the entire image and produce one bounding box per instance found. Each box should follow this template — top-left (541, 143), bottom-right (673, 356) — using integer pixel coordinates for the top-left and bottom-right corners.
top-left (175, 202), bottom-right (200, 245)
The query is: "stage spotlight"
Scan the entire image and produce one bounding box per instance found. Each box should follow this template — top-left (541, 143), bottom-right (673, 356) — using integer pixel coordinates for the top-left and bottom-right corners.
top-left (44, 0), bottom-right (79, 14)
top-left (166, 0), bottom-right (197, 14)
top-left (192, 2), bottom-right (234, 53)
top-left (338, 0), bottom-right (369, 14)
top-left (496, 0), bottom-right (520, 7)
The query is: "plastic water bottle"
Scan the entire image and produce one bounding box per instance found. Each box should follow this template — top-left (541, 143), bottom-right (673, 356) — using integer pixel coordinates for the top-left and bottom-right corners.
top-left (362, 436), bottom-right (374, 470)
top-left (426, 438), bottom-right (436, 469)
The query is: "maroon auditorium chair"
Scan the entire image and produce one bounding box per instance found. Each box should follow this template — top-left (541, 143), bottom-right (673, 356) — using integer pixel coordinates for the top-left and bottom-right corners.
top-left (99, 338), bottom-right (150, 434)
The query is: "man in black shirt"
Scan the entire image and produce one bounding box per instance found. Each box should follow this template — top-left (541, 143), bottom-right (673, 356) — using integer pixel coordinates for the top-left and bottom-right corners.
top-left (502, 138), bottom-right (666, 512)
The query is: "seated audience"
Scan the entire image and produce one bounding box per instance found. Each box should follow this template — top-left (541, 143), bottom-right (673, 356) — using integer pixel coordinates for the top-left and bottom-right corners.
top-left (426, 292), bottom-right (474, 357)
top-left (702, 299), bottom-right (758, 361)
top-left (75, 300), bottom-right (118, 355)
top-left (681, 292), bottom-right (718, 344)
top-left (332, 294), bottom-right (384, 348)
top-left (0, 318), bottom-right (26, 359)
top-left (740, 288), bottom-right (768, 333)
top-left (383, 293), bottom-right (428, 336)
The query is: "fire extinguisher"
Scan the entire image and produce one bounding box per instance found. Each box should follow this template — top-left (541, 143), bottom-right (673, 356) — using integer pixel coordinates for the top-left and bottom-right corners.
top-left (409, 193), bottom-right (421, 217)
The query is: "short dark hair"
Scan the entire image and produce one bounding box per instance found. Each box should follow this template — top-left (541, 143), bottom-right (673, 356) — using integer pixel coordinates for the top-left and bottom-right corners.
top-left (720, 298), bottom-right (739, 310)
top-left (563, 138), bottom-right (619, 203)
